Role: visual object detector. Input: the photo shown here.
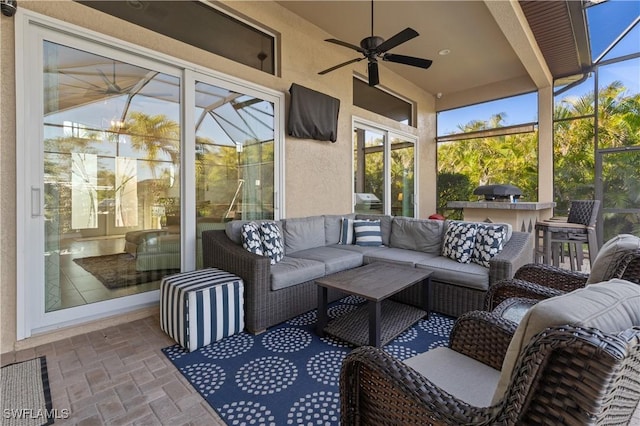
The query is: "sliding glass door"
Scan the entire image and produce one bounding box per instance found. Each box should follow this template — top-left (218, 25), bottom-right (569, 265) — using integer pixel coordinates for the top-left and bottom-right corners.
top-left (352, 120), bottom-right (417, 216)
top-left (18, 15), bottom-right (282, 337)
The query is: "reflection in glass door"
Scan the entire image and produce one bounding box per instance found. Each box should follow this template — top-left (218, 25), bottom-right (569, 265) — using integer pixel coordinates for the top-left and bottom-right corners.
top-left (42, 41), bottom-right (181, 312)
top-left (391, 135), bottom-right (415, 217)
top-left (597, 147), bottom-right (640, 242)
top-left (193, 79), bottom-right (275, 268)
top-left (353, 127), bottom-right (385, 214)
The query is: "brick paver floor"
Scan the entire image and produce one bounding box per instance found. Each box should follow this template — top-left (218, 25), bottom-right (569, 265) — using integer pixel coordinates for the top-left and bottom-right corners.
top-left (1, 316), bottom-right (225, 425)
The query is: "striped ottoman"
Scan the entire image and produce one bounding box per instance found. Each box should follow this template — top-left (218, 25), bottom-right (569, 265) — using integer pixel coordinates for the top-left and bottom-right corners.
top-left (160, 268), bottom-right (244, 351)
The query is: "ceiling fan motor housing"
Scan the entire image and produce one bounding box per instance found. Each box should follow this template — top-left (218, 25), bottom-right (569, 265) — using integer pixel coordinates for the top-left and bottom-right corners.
top-left (360, 36), bottom-right (385, 51)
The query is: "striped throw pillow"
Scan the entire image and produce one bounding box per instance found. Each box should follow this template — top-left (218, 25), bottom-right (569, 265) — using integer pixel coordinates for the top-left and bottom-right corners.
top-left (339, 218), bottom-right (355, 244)
top-left (353, 220), bottom-right (383, 246)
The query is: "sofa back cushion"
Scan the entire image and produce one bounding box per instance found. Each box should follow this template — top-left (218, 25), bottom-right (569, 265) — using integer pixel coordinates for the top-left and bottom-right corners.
top-left (492, 278), bottom-right (640, 403)
top-left (324, 214), bottom-right (355, 245)
top-left (356, 214), bottom-right (393, 246)
top-left (389, 217), bottom-right (445, 254)
top-left (586, 234), bottom-right (640, 284)
top-left (282, 215), bottom-right (326, 254)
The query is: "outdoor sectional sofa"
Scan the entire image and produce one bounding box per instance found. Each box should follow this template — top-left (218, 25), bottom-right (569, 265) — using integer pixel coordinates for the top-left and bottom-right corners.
top-left (202, 214), bottom-right (533, 334)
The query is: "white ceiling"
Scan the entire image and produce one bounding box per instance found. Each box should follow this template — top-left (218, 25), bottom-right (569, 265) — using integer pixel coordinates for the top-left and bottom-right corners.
top-left (277, 1), bottom-right (553, 110)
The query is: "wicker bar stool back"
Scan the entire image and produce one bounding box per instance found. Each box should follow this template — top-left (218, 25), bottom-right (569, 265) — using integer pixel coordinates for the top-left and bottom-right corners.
top-left (534, 199), bottom-right (600, 270)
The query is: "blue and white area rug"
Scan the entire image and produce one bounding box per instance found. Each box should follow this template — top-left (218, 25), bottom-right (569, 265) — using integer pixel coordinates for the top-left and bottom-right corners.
top-left (162, 296), bottom-right (455, 425)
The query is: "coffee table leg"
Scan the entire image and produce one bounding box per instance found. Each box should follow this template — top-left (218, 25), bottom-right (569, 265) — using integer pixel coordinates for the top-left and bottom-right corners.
top-left (422, 277), bottom-right (430, 319)
top-left (368, 300), bottom-right (381, 347)
top-left (317, 286), bottom-right (328, 337)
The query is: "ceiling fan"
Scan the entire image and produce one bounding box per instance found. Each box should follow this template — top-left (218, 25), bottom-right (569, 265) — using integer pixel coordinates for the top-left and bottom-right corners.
top-left (318, 0), bottom-right (432, 87)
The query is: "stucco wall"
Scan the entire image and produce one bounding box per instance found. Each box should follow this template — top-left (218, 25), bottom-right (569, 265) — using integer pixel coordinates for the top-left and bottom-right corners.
top-left (0, 0), bottom-right (436, 353)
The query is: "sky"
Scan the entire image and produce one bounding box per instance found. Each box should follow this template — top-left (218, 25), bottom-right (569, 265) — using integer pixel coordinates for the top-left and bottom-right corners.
top-left (437, 0), bottom-right (640, 137)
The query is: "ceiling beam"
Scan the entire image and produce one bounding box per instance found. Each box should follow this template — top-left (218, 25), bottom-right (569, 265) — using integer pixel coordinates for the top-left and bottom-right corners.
top-left (484, 0), bottom-right (553, 89)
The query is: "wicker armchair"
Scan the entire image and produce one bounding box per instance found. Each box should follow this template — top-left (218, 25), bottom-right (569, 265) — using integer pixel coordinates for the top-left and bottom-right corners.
top-left (340, 279), bottom-right (640, 426)
top-left (485, 235), bottom-right (640, 311)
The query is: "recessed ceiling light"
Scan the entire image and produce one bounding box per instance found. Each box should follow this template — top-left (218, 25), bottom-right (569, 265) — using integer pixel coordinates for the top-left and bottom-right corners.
top-left (438, 49), bottom-right (451, 56)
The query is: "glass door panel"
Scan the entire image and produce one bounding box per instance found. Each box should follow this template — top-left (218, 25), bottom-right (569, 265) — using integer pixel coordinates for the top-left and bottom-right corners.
top-left (194, 80), bottom-right (275, 268)
top-left (597, 148), bottom-right (640, 242)
top-left (42, 41), bottom-right (181, 312)
top-left (353, 127), bottom-right (385, 214)
top-left (391, 136), bottom-right (415, 217)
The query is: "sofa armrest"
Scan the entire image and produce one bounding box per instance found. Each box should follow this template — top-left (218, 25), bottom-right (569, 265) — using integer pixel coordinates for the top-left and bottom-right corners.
top-left (201, 230), bottom-right (271, 331)
top-left (488, 231), bottom-right (533, 284)
top-left (448, 310), bottom-right (517, 370)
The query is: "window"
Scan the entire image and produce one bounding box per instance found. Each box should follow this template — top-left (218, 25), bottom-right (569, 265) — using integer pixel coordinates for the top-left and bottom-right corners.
top-left (77, 1), bottom-right (276, 74)
top-left (353, 77), bottom-right (413, 125)
top-left (353, 120), bottom-right (417, 216)
top-left (436, 93), bottom-right (539, 218)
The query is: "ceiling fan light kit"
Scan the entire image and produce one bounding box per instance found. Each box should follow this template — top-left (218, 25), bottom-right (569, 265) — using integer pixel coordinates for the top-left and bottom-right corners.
top-left (319, 0), bottom-right (432, 87)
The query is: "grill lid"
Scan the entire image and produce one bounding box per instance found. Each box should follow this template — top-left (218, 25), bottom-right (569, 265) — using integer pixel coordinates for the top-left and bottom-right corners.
top-left (473, 184), bottom-right (522, 201)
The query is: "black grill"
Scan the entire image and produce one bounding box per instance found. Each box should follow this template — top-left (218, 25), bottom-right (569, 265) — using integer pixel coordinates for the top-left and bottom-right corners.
top-left (473, 184), bottom-right (522, 201)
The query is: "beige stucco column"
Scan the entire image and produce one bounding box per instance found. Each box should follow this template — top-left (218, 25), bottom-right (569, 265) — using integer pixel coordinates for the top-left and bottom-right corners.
top-left (537, 86), bottom-right (554, 204)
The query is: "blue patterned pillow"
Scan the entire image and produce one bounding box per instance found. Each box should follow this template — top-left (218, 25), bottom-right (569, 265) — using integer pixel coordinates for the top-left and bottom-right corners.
top-left (259, 222), bottom-right (284, 265)
top-left (240, 222), bottom-right (263, 256)
top-left (354, 220), bottom-right (383, 246)
top-left (441, 221), bottom-right (478, 264)
top-left (472, 224), bottom-right (507, 267)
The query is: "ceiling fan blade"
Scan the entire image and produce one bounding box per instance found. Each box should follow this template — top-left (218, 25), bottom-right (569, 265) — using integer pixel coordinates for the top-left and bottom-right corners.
top-left (383, 53), bottom-right (433, 69)
top-left (324, 38), bottom-right (366, 54)
top-left (375, 27), bottom-right (419, 53)
top-left (368, 61), bottom-right (379, 87)
top-left (318, 57), bottom-right (364, 75)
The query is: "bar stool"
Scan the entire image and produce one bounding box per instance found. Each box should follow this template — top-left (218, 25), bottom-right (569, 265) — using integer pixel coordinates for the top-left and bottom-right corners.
top-left (534, 200), bottom-right (600, 270)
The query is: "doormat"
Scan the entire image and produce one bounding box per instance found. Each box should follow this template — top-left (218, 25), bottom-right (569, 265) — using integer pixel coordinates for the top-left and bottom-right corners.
top-left (1, 357), bottom-right (55, 426)
top-left (73, 253), bottom-right (179, 289)
top-left (162, 296), bottom-right (455, 425)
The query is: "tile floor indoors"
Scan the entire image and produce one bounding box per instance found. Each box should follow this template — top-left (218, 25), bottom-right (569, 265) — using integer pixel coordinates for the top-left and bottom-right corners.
top-left (3, 313), bottom-right (640, 425)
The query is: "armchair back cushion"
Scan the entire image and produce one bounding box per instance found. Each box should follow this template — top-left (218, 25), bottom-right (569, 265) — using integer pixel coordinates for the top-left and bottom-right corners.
top-left (492, 278), bottom-right (640, 403)
top-left (586, 234), bottom-right (640, 284)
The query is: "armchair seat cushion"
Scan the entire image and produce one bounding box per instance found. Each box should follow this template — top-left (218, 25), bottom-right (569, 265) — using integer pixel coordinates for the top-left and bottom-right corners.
top-left (404, 347), bottom-right (500, 407)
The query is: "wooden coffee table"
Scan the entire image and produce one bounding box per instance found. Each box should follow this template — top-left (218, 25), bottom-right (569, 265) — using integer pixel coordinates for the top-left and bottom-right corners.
top-left (316, 262), bottom-right (432, 347)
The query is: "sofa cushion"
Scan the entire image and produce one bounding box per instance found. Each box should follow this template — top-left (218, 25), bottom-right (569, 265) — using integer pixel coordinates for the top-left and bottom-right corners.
top-left (389, 217), bottom-right (445, 254)
top-left (471, 223), bottom-right (508, 267)
top-left (324, 214), bottom-right (355, 245)
top-left (240, 222), bottom-right (263, 256)
top-left (288, 246), bottom-right (364, 275)
top-left (405, 347), bottom-right (500, 408)
top-left (282, 216), bottom-right (326, 254)
top-left (270, 257), bottom-right (326, 290)
top-left (326, 243), bottom-right (388, 256)
top-left (441, 221), bottom-right (478, 264)
top-left (364, 247), bottom-right (438, 267)
top-left (586, 234), bottom-right (640, 284)
top-left (356, 214), bottom-right (393, 246)
top-left (260, 222), bottom-right (285, 265)
top-left (416, 257), bottom-right (489, 291)
top-left (354, 220), bottom-right (383, 246)
top-left (492, 278), bottom-right (640, 404)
